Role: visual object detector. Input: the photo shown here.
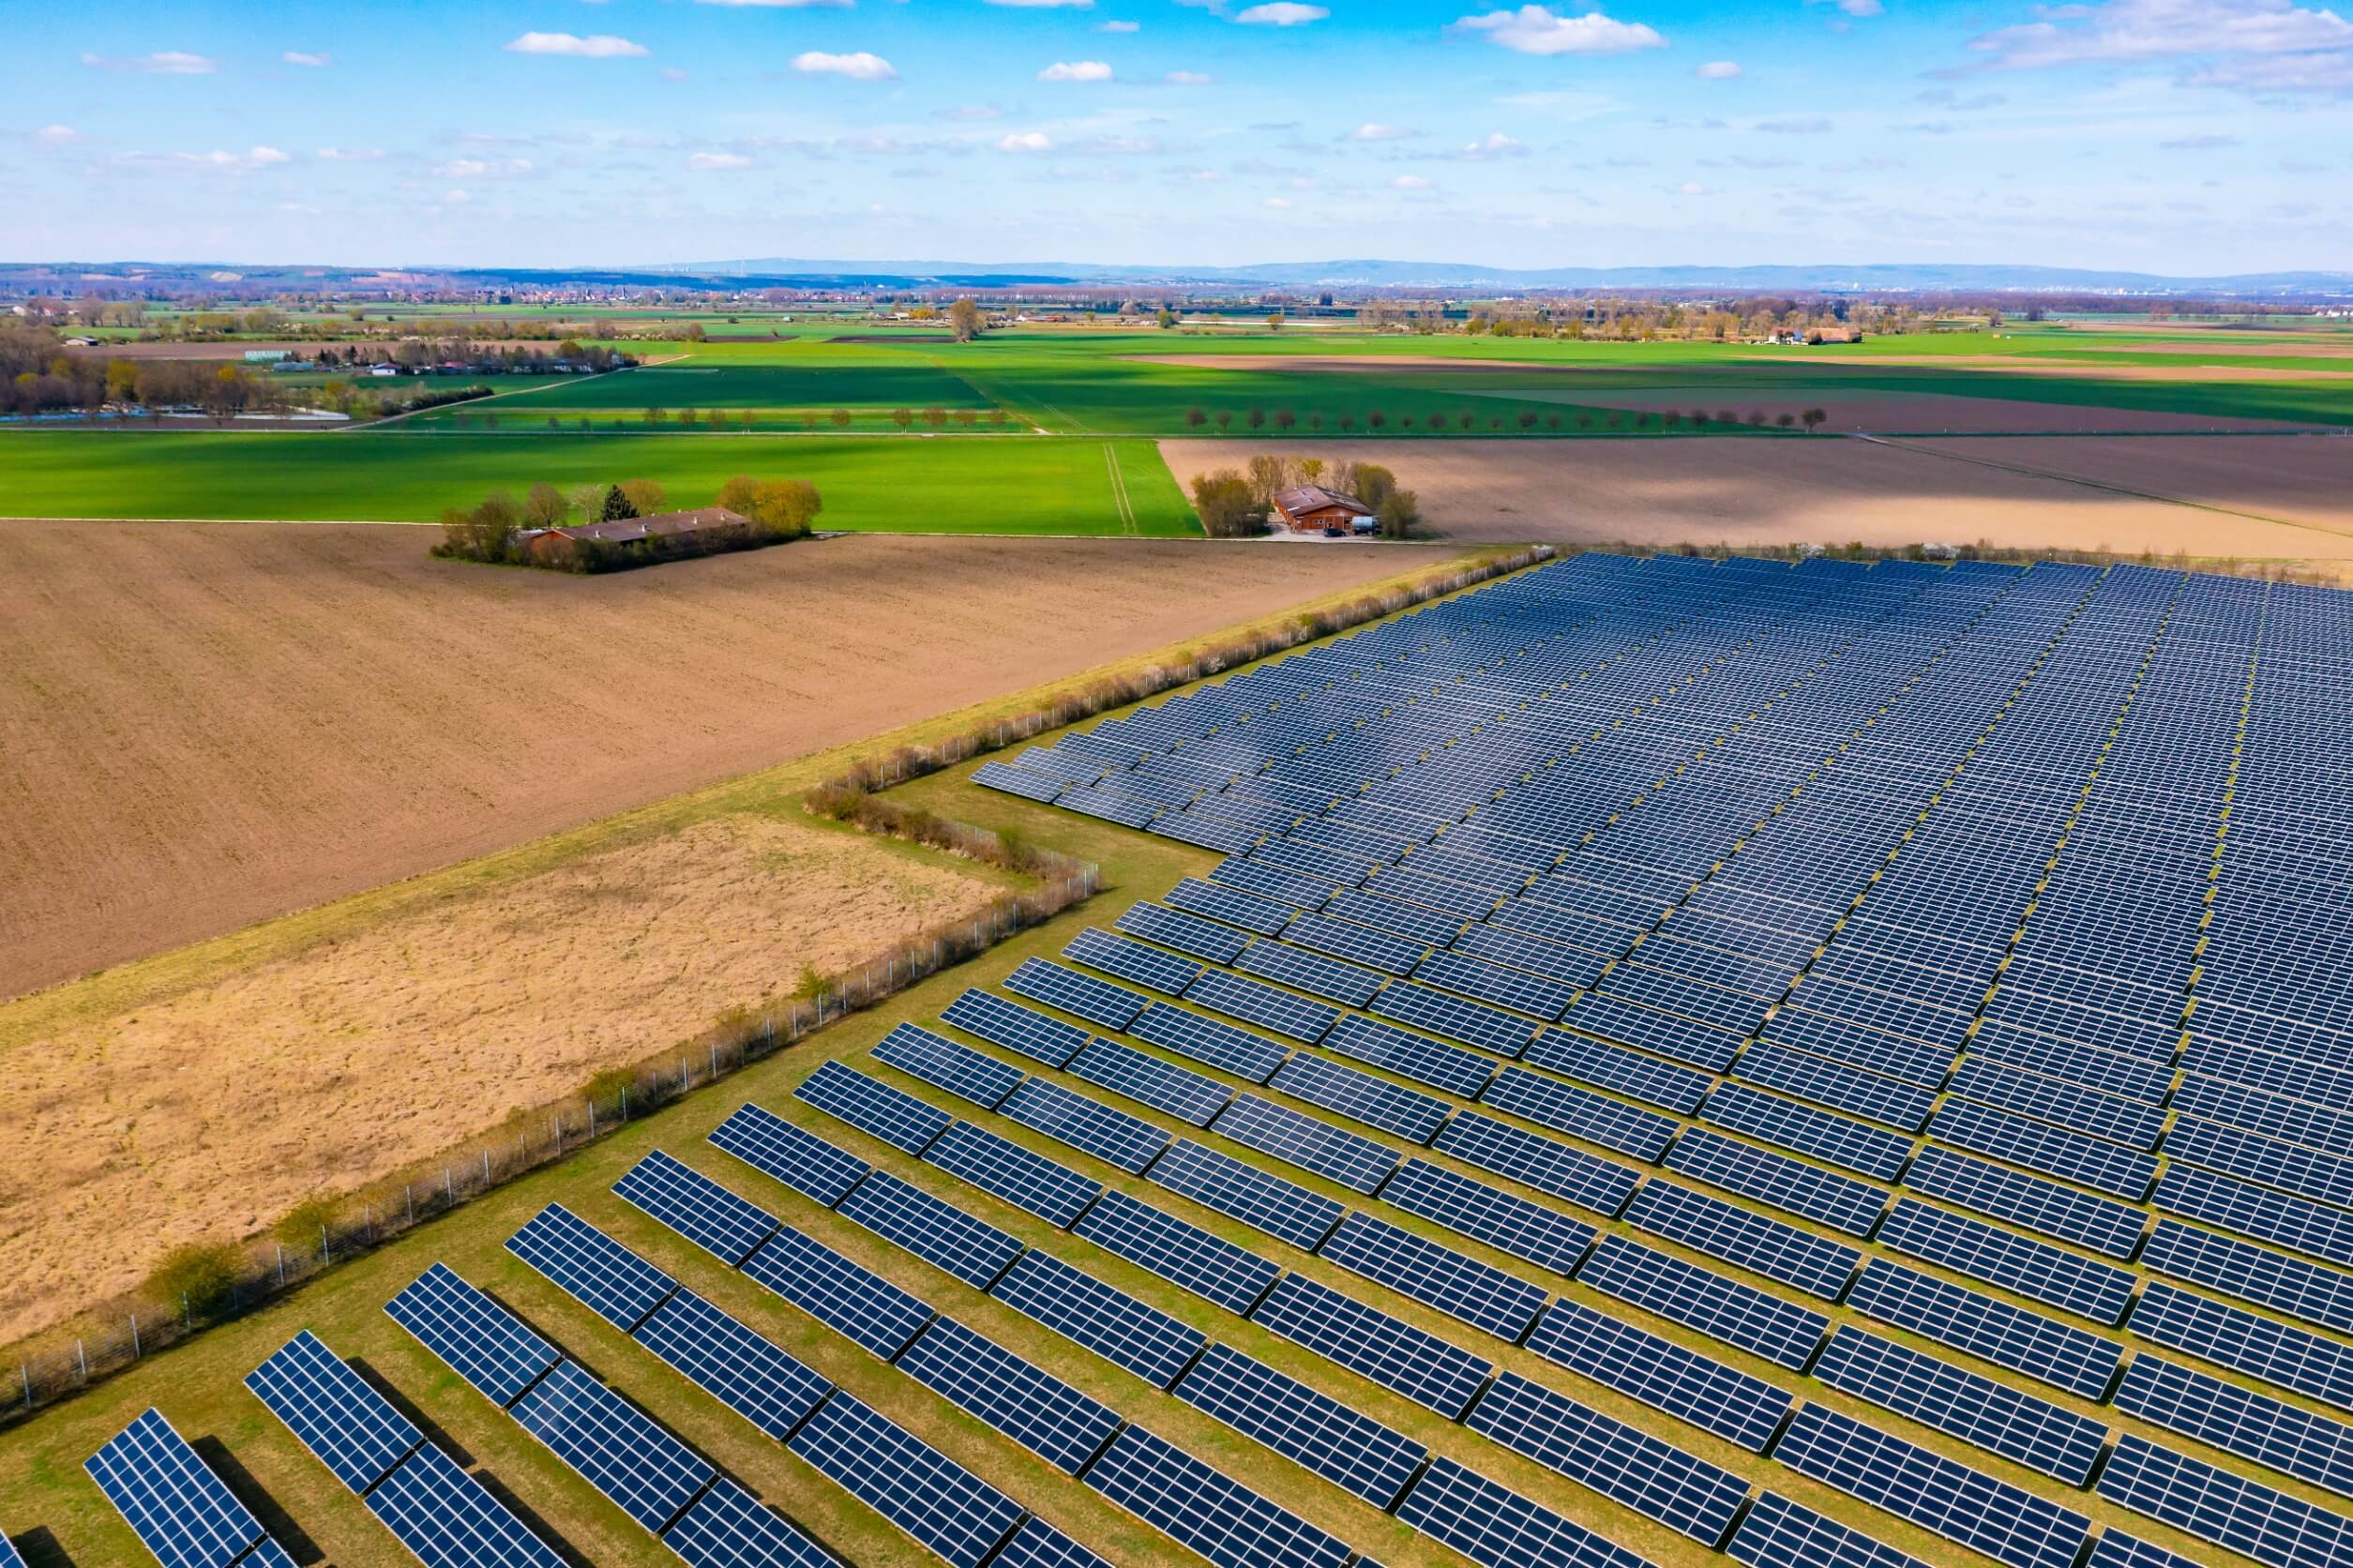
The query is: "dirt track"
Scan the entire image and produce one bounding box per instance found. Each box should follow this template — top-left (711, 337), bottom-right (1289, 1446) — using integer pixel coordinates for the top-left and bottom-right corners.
top-left (0, 525), bottom-right (1446, 998)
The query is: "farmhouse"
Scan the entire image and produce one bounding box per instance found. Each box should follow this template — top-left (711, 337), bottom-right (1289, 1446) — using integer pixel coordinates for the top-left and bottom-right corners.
top-left (523, 506), bottom-right (753, 565)
top-left (1271, 484), bottom-right (1375, 534)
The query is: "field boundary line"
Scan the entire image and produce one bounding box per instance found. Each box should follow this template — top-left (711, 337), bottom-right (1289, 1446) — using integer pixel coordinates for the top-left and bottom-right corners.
top-left (1103, 443), bottom-right (1139, 535)
top-left (344, 361), bottom-right (644, 431)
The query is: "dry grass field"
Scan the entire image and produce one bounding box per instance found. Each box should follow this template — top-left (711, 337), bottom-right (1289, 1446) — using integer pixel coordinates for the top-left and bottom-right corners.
top-left (0, 523), bottom-right (1447, 998)
top-left (0, 814), bottom-right (1003, 1342)
top-left (1161, 435), bottom-right (2353, 571)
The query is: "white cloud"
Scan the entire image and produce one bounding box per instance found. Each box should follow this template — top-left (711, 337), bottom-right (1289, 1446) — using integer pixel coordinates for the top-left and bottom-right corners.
top-left (997, 130), bottom-right (1055, 152)
top-left (1457, 130), bottom-right (1529, 157)
top-left (1165, 68), bottom-right (1214, 82)
top-left (1392, 173), bottom-right (1433, 188)
top-left (689, 150), bottom-right (754, 169)
top-left (81, 50), bottom-right (216, 74)
top-left (1676, 179), bottom-right (1709, 193)
top-left (1350, 122), bottom-right (1414, 140)
top-left (1452, 5), bottom-right (1666, 54)
top-left (1236, 3), bottom-right (1329, 23)
top-left (793, 50), bottom-right (898, 78)
top-left (699, 0), bottom-right (853, 6)
top-left (2162, 131), bottom-right (2240, 145)
top-left (1755, 115), bottom-right (1832, 131)
top-left (434, 156), bottom-right (535, 177)
top-left (137, 145), bottom-right (293, 171)
top-left (315, 146), bottom-right (386, 160)
top-left (660, 66), bottom-right (691, 81)
top-left (503, 32), bottom-right (649, 56)
top-left (282, 51), bottom-right (331, 67)
top-left (1696, 59), bottom-right (1742, 77)
top-left (1038, 59), bottom-right (1115, 80)
top-left (35, 124), bottom-right (79, 146)
top-left (1967, 0), bottom-right (2353, 84)
top-left (1101, 19), bottom-right (1141, 30)
top-left (990, 0), bottom-right (1095, 7)
top-left (444, 188), bottom-right (473, 204)
top-left (1264, 195), bottom-right (1294, 206)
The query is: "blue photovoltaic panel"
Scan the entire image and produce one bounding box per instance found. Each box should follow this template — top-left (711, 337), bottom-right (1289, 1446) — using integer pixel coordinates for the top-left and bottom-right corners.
top-left (363, 1442), bottom-right (568, 1568)
top-left (2153, 1165), bottom-right (2353, 1274)
top-left (1929, 1098), bottom-right (2159, 1201)
top-left (1736, 1041), bottom-right (1938, 1132)
top-left (2082, 1530), bottom-right (2208, 1568)
top-left (1247, 1274), bottom-right (1494, 1420)
top-left (509, 1359), bottom-right (716, 1535)
top-left (1574, 1235), bottom-right (1831, 1371)
top-left (2098, 1432), bottom-right (2353, 1568)
top-left (870, 1023), bottom-right (1027, 1110)
top-left (1147, 1138), bottom-right (1346, 1250)
top-left (1773, 1403), bottom-right (2092, 1568)
top-left (1082, 1425), bottom-right (1355, 1568)
top-left (1072, 1189), bottom-right (1283, 1314)
top-left (940, 988), bottom-right (1089, 1069)
top-left (1372, 982), bottom-right (1538, 1057)
top-left (1164, 876), bottom-right (1294, 938)
top-left (1846, 1259), bottom-right (2122, 1401)
top-left (613, 1150), bottom-right (780, 1268)
top-left (1702, 1082), bottom-right (1915, 1182)
top-left (990, 1518), bottom-right (1113, 1568)
top-left (1117, 900), bottom-right (1252, 964)
top-left (1380, 1157), bottom-right (1597, 1276)
top-left (1905, 1144), bottom-right (2147, 1259)
top-left (1000, 1077), bottom-right (1172, 1175)
top-left (1063, 927), bottom-right (1202, 998)
top-left (1465, 1371), bottom-right (1750, 1546)
top-left (1665, 1127), bottom-right (1890, 1237)
top-left (659, 1476), bottom-right (836, 1568)
top-left (1185, 967), bottom-right (1341, 1043)
top-left (1066, 1036), bottom-right (1232, 1127)
top-left (1126, 1003), bottom-right (1290, 1082)
top-left (505, 1204), bottom-right (678, 1334)
top-left (1004, 957), bottom-right (1150, 1031)
top-left (1414, 948), bottom-right (1578, 1021)
top-left (630, 1289), bottom-right (832, 1441)
top-left (1172, 1343), bottom-right (1427, 1510)
top-left (989, 1250), bottom-right (1207, 1388)
top-left (1481, 1066), bottom-right (1680, 1162)
top-left (1316, 1211), bottom-right (1550, 1341)
top-left (2129, 1280), bottom-right (2353, 1416)
top-left (1324, 1012), bottom-right (1500, 1098)
top-left (2115, 1352), bottom-right (2353, 1502)
top-left (738, 1226), bottom-right (934, 1362)
top-left (1433, 1111), bottom-right (1643, 1218)
top-left (1623, 1179), bottom-right (1863, 1300)
top-left (1812, 1326), bottom-right (2109, 1485)
top-left (786, 1393), bottom-right (1024, 1568)
top-left (385, 1263), bottom-right (561, 1410)
top-left (921, 1120), bottom-right (1105, 1229)
top-left (893, 1316), bottom-right (1124, 1476)
top-left (1395, 1456), bottom-right (1652, 1568)
top-left (1324, 888), bottom-right (1468, 951)
top-left (1528, 1027), bottom-right (1712, 1116)
top-left (1876, 1199), bottom-right (2137, 1325)
top-left (973, 761), bottom-right (1070, 803)
top-left (2142, 1216), bottom-right (2353, 1338)
top-left (1727, 1493), bottom-right (1927, 1568)
top-left (1233, 939), bottom-right (1389, 1007)
top-left (1525, 1297), bottom-right (1792, 1453)
top-left (1268, 1052), bottom-right (1452, 1144)
top-left (1211, 1093), bottom-right (1401, 1194)
top-left (836, 1169), bottom-right (1027, 1290)
top-left (85, 1408), bottom-right (271, 1568)
top-left (795, 1061), bottom-right (952, 1155)
top-left (709, 1102), bottom-right (870, 1209)
top-left (245, 1331), bottom-right (422, 1492)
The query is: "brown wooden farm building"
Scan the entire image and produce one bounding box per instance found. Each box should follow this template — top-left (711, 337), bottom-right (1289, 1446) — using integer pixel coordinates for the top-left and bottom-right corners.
top-left (1270, 486), bottom-right (1374, 534)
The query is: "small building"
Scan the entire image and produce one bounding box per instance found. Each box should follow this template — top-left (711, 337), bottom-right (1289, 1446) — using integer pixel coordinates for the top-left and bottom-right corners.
top-left (243, 349), bottom-right (292, 363)
top-left (1270, 485), bottom-right (1375, 535)
top-left (526, 506), bottom-right (752, 565)
top-left (367, 363), bottom-right (401, 377)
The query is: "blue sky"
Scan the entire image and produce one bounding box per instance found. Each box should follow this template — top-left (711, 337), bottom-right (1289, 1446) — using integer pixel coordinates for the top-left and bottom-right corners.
top-left (7, 0), bottom-right (2348, 273)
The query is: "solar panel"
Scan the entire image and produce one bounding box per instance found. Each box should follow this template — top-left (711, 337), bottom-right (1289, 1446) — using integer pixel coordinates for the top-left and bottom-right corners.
top-left (658, 1475), bottom-right (837, 1568)
top-left (1735, 1040), bottom-right (1938, 1131)
top-left (245, 1331), bottom-right (422, 1492)
top-left (1622, 1179), bottom-right (1862, 1300)
top-left (505, 1204), bottom-right (679, 1334)
top-left (988, 1518), bottom-right (1114, 1568)
top-left (737, 1226), bottom-right (934, 1361)
top-left (920, 1120), bottom-right (1105, 1229)
top-left (1877, 1199), bottom-right (2136, 1324)
top-left (835, 1169), bottom-right (1026, 1290)
top-left (1071, 1188), bottom-right (1283, 1314)
top-left (1184, 967), bottom-right (1341, 1043)
top-left (1465, 1371), bottom-right (1750, 1547)
top-left (1414, 948), bottom-right (1578, 1020)
top-left (384, 1262), bottom-right (561, 1410)
top-left (1664, 1126), bottom-right (1890, 1237)
top-left (509, 1359), bottom-right (716, 1534)
top-left (939, 988), bottom-right (1089, 1068)
top-left (1905, 1144), bottom-right (2147, 1259)
top-left (1063, 927), bottom-right (1203, 997)
top-left (2081, 1529), bottom-right (2208, 1568)
top-left (1811, 1326), bottom-right (2109, 1484)
top-left (1433, 1110), bottom-right (1642, 1218)
top-left (1845, 1258), bottom-right (2123, 1401)
top-left (2143, 1216), bottom-right (2353, 1338)
top-left (2097, 1432), bottom-right (2353, 1568)
top-left (709, 1102), bottom-right (870, 1208)
top-left (1146, 1138), bottom-right (1346, 1250)
top-left (1324, 1011), bottom-right (1500, 1097)
top-left (2116, 1352), bottom-right (2353, 1502)
top-left (1171, 1343), bottom-right (1427, 1509)
top-left (1726, 1492), bottom-right (1927, 1568)
top-left (1210, 1093), bottom-right (1401, 1193)
top-left (362, 1441), bottom-right (569, 1568)
top-left (1165, 875), bottom-right (1295, 938)
top-left (2129, 1280), bottom-right (2353, 1417)
top-left (1117, 900), bottom-right (1253, 964)
top-left (1126, 1002), bottom-right (1290, 1081)
top-left (1233, 938), bottom-right (1388, 1007)
top-left (1480, 1066), bottom-right (1679, 1162)
top-left (1066, 1036), bottom-right (1231, 1126)
top-left (1268, 1052), bottom-right (1452, 1144)
top-left (1928, 1098), bottom-right (2159, 1201)
top-left (785, 1393), bottom-right (1024, 1568)
top-left (893, 1316), bottom-right (1124, 1475)
top-left (631, 1289), bottom-right (833, 1441)
top-left (999, 1077), bottom-right (1172, 1174)
top-left (613, 1150), bottom-right (780, 1268)
top-left (1248, 1273), bottom-right (1494, 1419)
top-left (1701, 1081), bottom-right (1916, 1180)
top-left (85, 1408), bottom-right (276, 1568)
top-left (1395, 1455), bottom-right (1652, 1568)
top-left (794, 1060), bottom-right (952, 1155)
top-left (870, 1022), bottom-right (1027, 1109)
top-left (1372, 981), bottom-right (1538, 1057)
top-left (1380, 1157), bottom-right (1597, 1276)
top-left (1080, 1425), bottom-right (1356, 1568)
top-left (973, 760), bottom-right (1072, 803)
top-left (1315, 1209), bottom-right (1549, 1340)
top-left (1527, 1026), bottom-right (1712, 1115)
top-left (988, 1249), bottom-right (1207, 1388)
top-left (1772, 1403), bottom-right (2092, 1568)
top-left (1525, 1296), bottom-right (1792, 1453)
top-left (1004, 957), bottom-right (1150, 1031)
top-left (1573, 1235), bottom-right (1830, 1371)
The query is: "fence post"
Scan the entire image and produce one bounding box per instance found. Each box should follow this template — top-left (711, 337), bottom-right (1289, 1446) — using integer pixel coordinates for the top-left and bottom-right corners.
top-left (321, 1224), bottom-right (330, 1266)
top-left (406, 1185), bottom-right (415, 1227)
top-left (710, 1042), bottom-right (719, 1080)
top-left (130, 1315), bottom-right (140, 1359)
top-left (278, 1244), bottom-right (286, 1286)
top-left (620, 1086), bottom-right (629, 1121)
top-left (480, 1150), bottom-right (490, 1186)
top-left (20, 1365), bottom-right (29, 1410)
top-left (182, 1293), bottom-right (191, 1329)
top-left (444, 1167), bottom-right (454, 1206)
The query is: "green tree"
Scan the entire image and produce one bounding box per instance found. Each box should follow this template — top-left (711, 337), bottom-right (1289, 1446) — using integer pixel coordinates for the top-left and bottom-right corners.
top-left (600, 484), bottom-right (639, 521)
top-left (890, 407), bottom-right (914, 430)
top-left (1156, 308), bottom-right (1178, 330)
top-left (1190, 470), bottom-right (1261, 538)
top-left (146, 1242), bottom-right (245, 1318)
top-left (1376, 488), bottom-right (1422, 540)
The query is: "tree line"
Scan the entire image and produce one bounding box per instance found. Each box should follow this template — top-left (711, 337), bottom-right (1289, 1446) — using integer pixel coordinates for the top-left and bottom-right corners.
top-left (1178, 402), bottom-right (1828, 435)
top-left (1190, 455), bottom-right (1422, 539)
top-left (431, 474), bottom-right (822, 573)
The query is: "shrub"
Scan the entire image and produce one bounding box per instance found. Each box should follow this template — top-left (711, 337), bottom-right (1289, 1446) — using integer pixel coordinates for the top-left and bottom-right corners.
top-left (583, 1066), bottom-right (637, 1106)
top-left (792, 965), bottom-right (834, 1003)
top-left (146, 1242), bottom-right (244, 1317)
top-left (272, 1193), bottom-right (343, 1247)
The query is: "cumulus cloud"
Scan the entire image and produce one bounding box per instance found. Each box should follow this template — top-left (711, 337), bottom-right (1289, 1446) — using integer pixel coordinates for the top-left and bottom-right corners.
top-left (504, 32), bottom-right (649, 56)
top-left (35, 124), bottom-right (79, 146)
top-left (282, 51), bottom-right (330, 67)
top-left (688, 150), bottom-right (753, 168)
top-left (1457, 130), bottom-right (1530, 157)
top-left (1350, 122), bottom-right (1416, 140)
top-left (1755, 115), bottom-right (1832, 131)
top-left (997, 130), bottom-right (1055, 152)
top-left (1038, 59), bottom-right (1114, 80)
top-left (1101, 19), bottom-right (1141, 30)
top-left (434, 156), bottom-right (535, 177)
top-left (315, 146), bottom-right (385, 160)
top-left (1392, 173), bottom-right (1433, 188)
top-left (792, 50), bottom-right (898, 79)
top-left (1676, 179), bottom-right (1709, 193)
top-left (81, 51), bottom-right (216, 73)
top-left (129, 145), bottom-right (293, 170)
top-left (1166, 68), bottom-right (1214, 82)
top-left (1965, 0), bottom-right (2353, 89)
top-left (1236, 3), bottom-right (1329, 23)
top-left (1696, 59), bottom-right (1742, 77)
top-left (1452, 4), bottom-right (1665, 53)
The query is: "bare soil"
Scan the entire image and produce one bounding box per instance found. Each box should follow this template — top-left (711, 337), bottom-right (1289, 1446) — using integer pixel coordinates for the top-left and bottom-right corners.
top-left (1489, 387), bottom-right (2321, 434)
top-left (0, 815), bottom-right (999, 1341)
top-left (0, 524), bottom-right (1445, 998)
top-left (1160, 436), bottom-right (2353, 569)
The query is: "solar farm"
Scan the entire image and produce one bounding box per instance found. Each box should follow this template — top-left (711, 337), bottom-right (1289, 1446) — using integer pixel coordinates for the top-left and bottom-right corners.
top-left (15, 546), bottom-right (2353, 1568)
